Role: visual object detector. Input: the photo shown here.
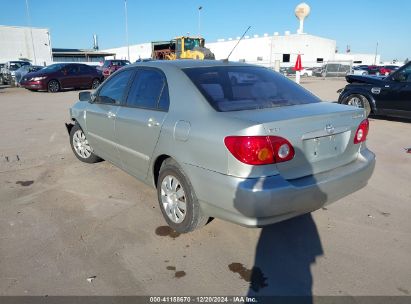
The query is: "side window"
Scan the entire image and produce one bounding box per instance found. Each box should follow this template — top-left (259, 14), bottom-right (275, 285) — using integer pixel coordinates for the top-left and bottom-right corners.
top-left (396, 66), bottom-right (411, 82)
top-left (67, 65), bottom-right (79, 74)
top-left (97, 69), bottom-right (134, 104)
top-left (126, 69), bottom-right (169, 110)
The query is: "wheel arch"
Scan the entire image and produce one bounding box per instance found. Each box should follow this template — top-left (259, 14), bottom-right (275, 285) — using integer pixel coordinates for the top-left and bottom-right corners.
top-left (340, 89), bottom-right (377, 113)
top-left (152, 154), bottom-right (172, 187)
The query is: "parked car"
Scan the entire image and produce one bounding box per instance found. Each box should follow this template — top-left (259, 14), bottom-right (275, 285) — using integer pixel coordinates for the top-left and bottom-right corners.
top-left (20, 63), bottom-right (103, 92)
top-left (338, 62), bottom-right (411, 118)
top-left (66, 60), bottom-right (375, 233)
top-left (280, 67), bottom-right (312, 77)
top-left (0, 61), bottom-right (31, 85)
top-left (101, 59), bottom-right (131, 79)
top-left (379, 65), bottom-right (399, 76)
top-left (357, 65), bottom-right (382, 76)
top-left (15, 65), bottom-right (44, 85)
top-left (313, 63), bottom-right (351, 77)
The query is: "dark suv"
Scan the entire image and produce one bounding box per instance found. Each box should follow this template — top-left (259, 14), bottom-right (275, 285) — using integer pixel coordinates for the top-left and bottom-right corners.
top-left (20, 63), bottom-right (103, 92)
top-left (101, 60), bottom-right (130, 79)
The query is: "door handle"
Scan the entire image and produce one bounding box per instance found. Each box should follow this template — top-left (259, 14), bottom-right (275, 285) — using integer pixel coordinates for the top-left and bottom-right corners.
top-left (147, 118), bottom-right (160, 127)
top-left (107, 111), bottom-right (116, 119)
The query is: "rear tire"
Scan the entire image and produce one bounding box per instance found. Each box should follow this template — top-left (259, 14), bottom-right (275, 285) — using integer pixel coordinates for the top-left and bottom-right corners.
top-left (69, 124), bottom-right (102, 163)
top-left (344, 94), bottom-right (371, 117)
top-left (157, 158), bottom-right (208, 233)
top-left (48, 80), bottom-right (60, 93)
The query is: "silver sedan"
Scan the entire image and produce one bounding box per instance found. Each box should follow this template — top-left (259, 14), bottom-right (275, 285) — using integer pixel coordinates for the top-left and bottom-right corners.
top-left (66, 60), bottom-right (375, 233)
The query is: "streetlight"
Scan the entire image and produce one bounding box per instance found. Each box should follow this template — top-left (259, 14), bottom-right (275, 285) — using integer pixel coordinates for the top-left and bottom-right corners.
top-left (124, 0), bottom-right (130, 61)
top-left (374, 42), bottom-right (379, 65)
top-left (198, 6), bottom-right (202, 37)
top-left (25, 0), bottom-right (37, 64)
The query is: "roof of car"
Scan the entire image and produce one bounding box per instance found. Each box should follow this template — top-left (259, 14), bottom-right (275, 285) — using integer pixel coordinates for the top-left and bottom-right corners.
top-left (130, 59), bottom-right (258, 69)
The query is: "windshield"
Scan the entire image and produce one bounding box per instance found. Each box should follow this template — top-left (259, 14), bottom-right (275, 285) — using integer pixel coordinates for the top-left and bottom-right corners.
top-left (42, 64), bottom-right (66, 72)
top-left (184, 38), bottom-right (200, 51)
top-left (183, 66), bottom-right (321, 112)
top-left (10, 62), bottom-right (30, 71)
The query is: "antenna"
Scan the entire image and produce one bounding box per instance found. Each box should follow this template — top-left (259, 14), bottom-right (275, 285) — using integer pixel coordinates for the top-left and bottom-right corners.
top-left (223, 26), bottom-right (251, 62)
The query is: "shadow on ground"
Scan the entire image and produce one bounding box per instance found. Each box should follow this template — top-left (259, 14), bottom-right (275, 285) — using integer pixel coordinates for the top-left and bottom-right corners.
top-left (230, 147), bottom-right (326, 302)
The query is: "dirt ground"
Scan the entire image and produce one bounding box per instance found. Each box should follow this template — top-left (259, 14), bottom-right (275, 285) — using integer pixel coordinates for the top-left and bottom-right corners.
top-left (0, 78), bottom-right (410, 297)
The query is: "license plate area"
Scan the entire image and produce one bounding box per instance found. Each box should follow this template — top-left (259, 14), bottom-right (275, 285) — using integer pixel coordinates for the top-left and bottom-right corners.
top-left (303, 132), bottom-right (348, 161)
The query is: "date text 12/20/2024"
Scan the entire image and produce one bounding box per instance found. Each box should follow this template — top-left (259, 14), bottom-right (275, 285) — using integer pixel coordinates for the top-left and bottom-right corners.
top-left (149, 296), bottom-right (258, 303)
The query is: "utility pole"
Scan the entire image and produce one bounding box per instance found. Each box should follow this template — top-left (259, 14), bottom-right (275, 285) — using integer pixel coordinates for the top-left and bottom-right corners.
top-left (374, 42), bottom-right (379, 65)
top-left (198, 6), bottom-right (203, 37)
top-left (25, 0), bottom-right (37, 64)
top-left (124, 0), bottom-right (130, 61)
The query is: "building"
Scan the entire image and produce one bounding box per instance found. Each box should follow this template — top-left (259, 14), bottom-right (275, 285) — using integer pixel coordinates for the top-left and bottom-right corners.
top-left (52, 48), bottom-right (115, 65)
top-left (102, 3), bottom-right (380, 68)
top-left (0, 25), bottom-right (53, 65)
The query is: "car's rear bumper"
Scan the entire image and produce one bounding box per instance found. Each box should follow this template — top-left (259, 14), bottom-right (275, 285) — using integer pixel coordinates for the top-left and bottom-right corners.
top-left (182, 148), bottom-right (375, 227)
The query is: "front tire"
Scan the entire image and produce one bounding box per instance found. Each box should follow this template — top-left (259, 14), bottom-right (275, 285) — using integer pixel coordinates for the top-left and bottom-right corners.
top-left (69, 124), bottom-right (101, 163)
top-left (48, 80), bottom-right (60, 93)
top-left (157, 159), bottom-right (208, 233)
top-left (344, 94), bottom-right (372, 117)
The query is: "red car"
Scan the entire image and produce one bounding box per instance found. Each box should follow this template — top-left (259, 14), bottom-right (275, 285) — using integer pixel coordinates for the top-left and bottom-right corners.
top-left (379, 65), bottom-right (400, 76)
top-left (20, 63), bottom-right (103, 92)
top-left (101, 59), bottom-right (130, 79)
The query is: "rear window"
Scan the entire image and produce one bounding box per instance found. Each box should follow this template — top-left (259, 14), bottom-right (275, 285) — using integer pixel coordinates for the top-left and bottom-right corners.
top-left (183, 66), bottom-right (320, 112)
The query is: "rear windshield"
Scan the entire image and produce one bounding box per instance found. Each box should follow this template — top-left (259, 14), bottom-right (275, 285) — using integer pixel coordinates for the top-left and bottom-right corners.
top-left (183, 66), bottom-right (320, 112)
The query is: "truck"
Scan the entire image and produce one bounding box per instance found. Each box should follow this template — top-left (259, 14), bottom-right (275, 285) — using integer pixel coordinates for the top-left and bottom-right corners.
top-left (152, 36), bottom-right (214, 60)
top-left (0, 61), bottom-right (31, 85)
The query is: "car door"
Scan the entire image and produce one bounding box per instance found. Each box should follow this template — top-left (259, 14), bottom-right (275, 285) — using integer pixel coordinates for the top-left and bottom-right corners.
top-left (85, 69), bottom-right (135, 166)
top-left (115, 68), bottom-right (170, 179)
top-left (60, 65), bottom-right (78, 88)
top-left (78, 65), bottom-right (93, 88)
top-left (378, 64), bottom-right (411, 114)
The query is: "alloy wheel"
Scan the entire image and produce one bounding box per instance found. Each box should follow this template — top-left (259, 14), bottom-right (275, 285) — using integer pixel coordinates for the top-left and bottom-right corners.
top-left (92, 79), bottom-right (100, 89)
top-left (160, 175), bottom-right (187, 224)
top-left (48, 80), bottom-right (59, 92)
top-left (347, 96), bottom-right (363, 108)
top-left (72, 129), bottom-right (92, 159)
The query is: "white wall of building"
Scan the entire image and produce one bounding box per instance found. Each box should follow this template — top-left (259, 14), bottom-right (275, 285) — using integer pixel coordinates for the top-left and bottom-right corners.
top-left (206, 33), bottom-right (336, 68)
top-left (334, 53), bottom-right (381, 65)
top-left (0, 25), bottom-right (53, 65)
top-left (104, 43), bottom-right (152, 62)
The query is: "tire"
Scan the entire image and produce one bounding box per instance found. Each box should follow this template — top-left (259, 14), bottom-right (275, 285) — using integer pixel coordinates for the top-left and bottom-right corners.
top-left (157, 158), bottom-right (208, 233)
top-left (192, 47), bottom-right (215, 60)
top-left (69, 124), bottom-right (102, 163)
top-left (362, 72), bottom-right (367, 76)
top-left (91, 78), bottom-right (100, 89)
top-left (344, 94), bottom-right (372, 117)
top-left (48, 79), bottom-right (60, 93)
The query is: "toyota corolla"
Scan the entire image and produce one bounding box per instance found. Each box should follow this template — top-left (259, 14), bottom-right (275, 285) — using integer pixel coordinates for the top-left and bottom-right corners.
top-left (66, 60), bottom-right (375, 233)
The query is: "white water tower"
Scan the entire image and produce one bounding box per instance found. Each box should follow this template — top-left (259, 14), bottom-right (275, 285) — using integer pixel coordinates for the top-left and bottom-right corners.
top-left (295, 3), bottom-right (311, 34)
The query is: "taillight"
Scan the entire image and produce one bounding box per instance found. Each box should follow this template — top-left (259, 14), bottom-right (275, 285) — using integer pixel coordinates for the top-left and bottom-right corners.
top-left (224, 136), bottom-right (295, 165)
top-left (354, 119), bottom-right (369, 144)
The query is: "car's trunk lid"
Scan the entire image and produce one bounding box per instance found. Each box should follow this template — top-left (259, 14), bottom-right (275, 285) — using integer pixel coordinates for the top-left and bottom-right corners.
top-left (225, 102), bottom-right (366, 180)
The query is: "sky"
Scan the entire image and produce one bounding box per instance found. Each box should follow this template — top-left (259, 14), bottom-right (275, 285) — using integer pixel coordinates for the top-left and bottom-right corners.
top-left (0, 0), bottom-right (410, 61)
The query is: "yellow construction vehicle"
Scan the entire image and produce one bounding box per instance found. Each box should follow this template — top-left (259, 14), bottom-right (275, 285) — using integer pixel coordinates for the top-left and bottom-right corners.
top-left (152, 36), bottom-right (215, 60)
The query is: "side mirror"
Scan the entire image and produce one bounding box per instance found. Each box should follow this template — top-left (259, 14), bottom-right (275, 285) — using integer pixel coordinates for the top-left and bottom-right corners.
top-left (79, 91), bottom-right (91, 102)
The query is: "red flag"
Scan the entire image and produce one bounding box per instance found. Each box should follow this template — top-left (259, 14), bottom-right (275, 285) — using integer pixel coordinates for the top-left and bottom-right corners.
top-left (293, 54), bottom-right (303, 71)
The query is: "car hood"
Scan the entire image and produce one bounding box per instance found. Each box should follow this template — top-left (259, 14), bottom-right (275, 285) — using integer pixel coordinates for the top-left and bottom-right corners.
top-left (345, 74), bottom-right (386, 85)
